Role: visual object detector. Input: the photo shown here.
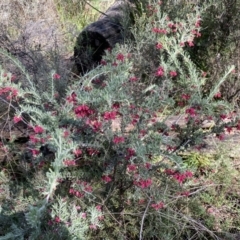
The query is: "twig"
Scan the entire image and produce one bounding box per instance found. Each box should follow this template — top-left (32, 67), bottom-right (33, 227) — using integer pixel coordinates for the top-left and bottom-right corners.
top-left (0, 96), bottom-right (18, 111)
top-left (0, 96), bottom-right (29, 125)
top-left (139, 197), bottom-right (151, 240)
top-left (82, 0), bottom-right (110, 18)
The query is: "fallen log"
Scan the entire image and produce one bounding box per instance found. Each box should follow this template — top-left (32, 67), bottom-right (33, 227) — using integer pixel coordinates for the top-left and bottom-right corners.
top-left (72, 0), bottom-right (136, 76)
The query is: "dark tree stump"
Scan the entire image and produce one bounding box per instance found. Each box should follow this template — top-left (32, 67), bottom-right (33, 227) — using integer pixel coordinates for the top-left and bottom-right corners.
top-left (73, 0), bottom-right (135, 76)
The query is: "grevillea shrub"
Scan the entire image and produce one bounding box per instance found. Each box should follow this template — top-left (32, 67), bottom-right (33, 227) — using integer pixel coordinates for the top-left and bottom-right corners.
top-left (0, 1), bottom-right (238, 239)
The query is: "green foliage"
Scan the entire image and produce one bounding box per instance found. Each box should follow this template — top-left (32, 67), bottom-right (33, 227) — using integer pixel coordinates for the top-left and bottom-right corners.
top-left (0, 0), bottom-right (239, 239)
top-left (54, 0), bottom-right (114, 31)
top-left (180, 151), bottom-right (212, 169)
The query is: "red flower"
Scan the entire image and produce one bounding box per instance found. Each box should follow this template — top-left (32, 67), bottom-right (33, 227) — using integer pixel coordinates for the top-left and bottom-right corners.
top-left (151, 202), bottom-right (164, 210)
top-left (220, 114), bottom-right (227, 120)
top-left (168, 23), bottom-right (177, 32)
top-left (195, 19), bottom-right (201, 28)
top-left (69, 188), bottom-right (75, 194)
top-left (33, 125), bottom-right (44, 134)
top-left (226, 126), bottom-right (233, 133)
top-left (113, 136), bottom-right (125, 144)
top-left (129, 76), bottom-right (138, 82)
top-left (75, 205), bottom-right (81, 210)
top-left (156, 42), bottom-right (163, 49)
top-left (10, 75), bottom-right (17, 82)
top-left (225, 126), bottom-right (232, 133)
top-left (63, 130), bottom-right (70, 138)
top-left (92, 121), bottom-right (102, 132)
top-left (185, 107), bottom-right (196, 117)
top-left (90, 224), bottom-right (98, 230)
top-left (96, 205), bottom-right (102, 211)
top-left (11, 88), bottom-right (18, 98)
top-left (134, 178), bottom-right (152, 188)
top-left (102, 175), bottom-right (112, 183)
top-left (169, 71), bottom-right (177, 77)
top-left (214, 92), bottom-right (221, 99)
top-left (73, 149), bottom-right (82, 157)
top-left (54, 216), bottom-right (61, 223)
top-left (112, 102), bottom-right (120, 110)
top-left (131, 114), bottom-right (140, 125)
top-left (188, 40), bottom-right (194, 47)
top-left (29, 135), bottom-right (40, 144)
top-left (192, 30), bottom-right (201, 37)
top-left (84, 185), bottom-right (93, 193)
top-left (74, 104), bottom-right (94, 118)
top-left (173, 173), bottom-right (186, 183)
top-left (103, 111), bottom-right (117, 120)
top-left (87, 148), bottom-right (99, 156)
top-left (0, 87), bottom-right (18, 100)
top-left (116, 53), bottom-right (124, 62)
top-left (66, 92), bottom-right (77, 103)
top-left (173, 171), bottom-right (193, 184)
top-left (100, 59), bottom-right (107, 65)
top-left (13, 116), bottom-right (22, 123)
top-left (125, 148), bottom-right (136, 160)
top-left (217, 133), bottom-right (225, 141)
top-left (155, 66), bottom-right (164, 77)
top-left (75, 190), bottom-right (85, 198)
top-left (165, 169), bottom-right (193, 184)
top-left (184, 171), bottom-right (193, 178)
top-left (165, 169), bottom-right (176, 175)
top-left (152, 28), bottom-right (167, 34)
top-left (182, 94), bottom-right (191, 101)
top-left (53, 73), bottom-right (61, 79)
top-left (201, 72), bottom-right (207, 77)
top-left (127, 164), bottom-right (137, 172)
top-left (180, 42), bottom-right (185, 47)
top-left (64, 160), bottom-right (77, 166)
top-left (145, 162), bottom-right (152, 169)
top-left (31, 149), bottom-right (40, 156)
top-left (138, 199), bottom-right (145, 205)
top-left (86, 119), bottom-right (102, 132)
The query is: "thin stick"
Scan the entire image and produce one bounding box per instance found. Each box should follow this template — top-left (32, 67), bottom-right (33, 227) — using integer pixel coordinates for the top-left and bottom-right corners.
top-left (82, 0), bottom-right (109, 18)
top-left (139, 197), bottom-right (151, 240)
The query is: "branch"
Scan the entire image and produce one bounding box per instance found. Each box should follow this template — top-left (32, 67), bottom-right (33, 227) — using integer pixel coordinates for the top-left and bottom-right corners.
top-left (139, 197), bottom-right (151, 240)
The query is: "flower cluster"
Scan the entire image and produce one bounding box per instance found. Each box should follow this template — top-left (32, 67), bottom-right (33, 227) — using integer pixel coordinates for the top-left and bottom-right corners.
top-left (74, 104), bottom-right (94, 118)
top-left (64, 159), bottom-right (77, 166)
top-left (151, 201), bottom-right (164, 210)
top-left (33, 125), bottom-right (44, 134)
top-left (0, 86), bottom-right (18, 100)
top-left (13, 116), bottom-right (23, 123)
top-left (103, 111), bottom-right (117, 120)
top-left (102, 175), bottom-right (112, 183)
top-left (66, 92), bottom-right (77, 103)
top-left (134, 178), bottom-right (152, 189)
top-left (165, 169), bottom-right (193, 184)
top-left (69, 181), bottom-right (93, 198)
top-left (113, 136), bottom-right (125, 144)
top-left (69, 188), bottom-right (85, 198)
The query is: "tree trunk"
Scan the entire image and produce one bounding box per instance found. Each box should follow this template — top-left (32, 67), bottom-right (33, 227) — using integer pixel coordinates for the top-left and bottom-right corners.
top-left (72, 0), bottom-right (135, 76)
